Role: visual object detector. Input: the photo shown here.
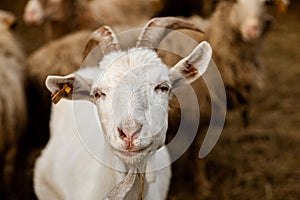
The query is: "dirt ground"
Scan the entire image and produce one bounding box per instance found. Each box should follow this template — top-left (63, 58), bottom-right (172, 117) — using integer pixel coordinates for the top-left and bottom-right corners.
top-left (0, 0), bottom-right (299, 200)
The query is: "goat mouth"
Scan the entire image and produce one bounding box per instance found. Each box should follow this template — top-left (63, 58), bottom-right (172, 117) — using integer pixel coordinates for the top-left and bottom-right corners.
top-left (113, 143), bottom-right (152, 156)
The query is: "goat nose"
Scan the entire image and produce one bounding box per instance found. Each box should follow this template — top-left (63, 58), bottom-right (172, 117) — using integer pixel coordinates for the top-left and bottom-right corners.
top-left (246, 24), bottom-right (260, 39)
top-left (117, 124), bottom-right (142, 141)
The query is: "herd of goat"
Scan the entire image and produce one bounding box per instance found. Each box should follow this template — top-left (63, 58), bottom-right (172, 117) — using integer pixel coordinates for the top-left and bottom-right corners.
top-left (0, 0), bottom-right (289, 199)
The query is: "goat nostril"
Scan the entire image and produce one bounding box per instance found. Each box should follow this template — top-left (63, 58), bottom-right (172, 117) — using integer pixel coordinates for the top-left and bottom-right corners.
top-left (247, 25), bottom-right (259, 37)
top-left (117, 125), bottom-right (142, 141)
top-left (117, 127), bottom-right (127, 140)
top-left (132, 125), bottom-right (142, 139)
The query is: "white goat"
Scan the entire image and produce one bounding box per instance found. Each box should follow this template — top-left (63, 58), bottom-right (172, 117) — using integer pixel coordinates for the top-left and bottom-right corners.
top-left (34, 17), bottom-right (212, 199)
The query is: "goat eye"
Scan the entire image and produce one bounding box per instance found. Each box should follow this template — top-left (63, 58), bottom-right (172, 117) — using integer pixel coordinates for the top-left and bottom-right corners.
top-left (154, 83), bottom-right (171, 93)
top-left (94, 92), bottom-right (101, 98)
top-left (93, 90), bottom-right (106, 99)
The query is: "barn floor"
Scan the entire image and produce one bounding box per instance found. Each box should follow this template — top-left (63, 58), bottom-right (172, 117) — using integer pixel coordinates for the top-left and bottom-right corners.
top-left (0, 1), bottom-right (299, 200)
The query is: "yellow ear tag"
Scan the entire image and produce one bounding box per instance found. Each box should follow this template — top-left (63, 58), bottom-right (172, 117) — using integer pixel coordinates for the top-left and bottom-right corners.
top-left (51, 84), bottom-right (72, 104)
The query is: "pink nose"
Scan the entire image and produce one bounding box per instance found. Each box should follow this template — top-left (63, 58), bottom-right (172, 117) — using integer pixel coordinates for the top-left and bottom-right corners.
top-left (117, 124), bottom-right (142, 141)
top-left (246, 24), bottom-right (260, 40)
top-left (24, 10), bottom-right (41, 25)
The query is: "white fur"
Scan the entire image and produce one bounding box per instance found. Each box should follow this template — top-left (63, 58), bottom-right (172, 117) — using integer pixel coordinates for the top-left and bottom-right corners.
top-left (35, 49), bottom-right (172, 200)
top-left (34, 42), bottom-right (211, 199)
top-left (34, 99), bottom-right (171, 199)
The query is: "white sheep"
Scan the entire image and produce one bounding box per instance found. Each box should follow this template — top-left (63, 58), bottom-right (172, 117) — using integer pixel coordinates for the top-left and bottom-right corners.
top-left (0, 10), bottom-right (27, 196)
top-left (23, 0), bottom-right (162, 40)
top-left (33, 17), bottom-right (212, 199)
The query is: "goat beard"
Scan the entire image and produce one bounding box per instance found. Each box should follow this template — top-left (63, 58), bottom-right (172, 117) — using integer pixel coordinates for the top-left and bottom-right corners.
top-left (103, 168), bottom-right (145, 200)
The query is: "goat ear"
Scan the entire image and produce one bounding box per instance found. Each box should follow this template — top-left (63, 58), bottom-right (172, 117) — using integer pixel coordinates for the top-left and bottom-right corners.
top-left (46, 74), bottom-right (93, 104)
top-left (169, 41), bottom-right (212, 88)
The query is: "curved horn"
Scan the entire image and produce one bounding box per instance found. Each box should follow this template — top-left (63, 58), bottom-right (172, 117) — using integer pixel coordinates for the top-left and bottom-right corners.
top-left (82, 26), bottom-right (121, 62)
top-left (136, 17), bottom-right (204, 49)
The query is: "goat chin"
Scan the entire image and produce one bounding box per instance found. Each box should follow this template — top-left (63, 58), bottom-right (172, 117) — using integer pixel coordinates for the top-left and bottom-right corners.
top-left (114, 150), bottom-right (152, 167)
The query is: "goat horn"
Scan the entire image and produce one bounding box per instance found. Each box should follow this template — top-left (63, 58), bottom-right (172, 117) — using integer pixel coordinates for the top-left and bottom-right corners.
top-left (136, 17), bottom-right (204, 49)
top-left (82, 26), bottom-right (121, 62)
